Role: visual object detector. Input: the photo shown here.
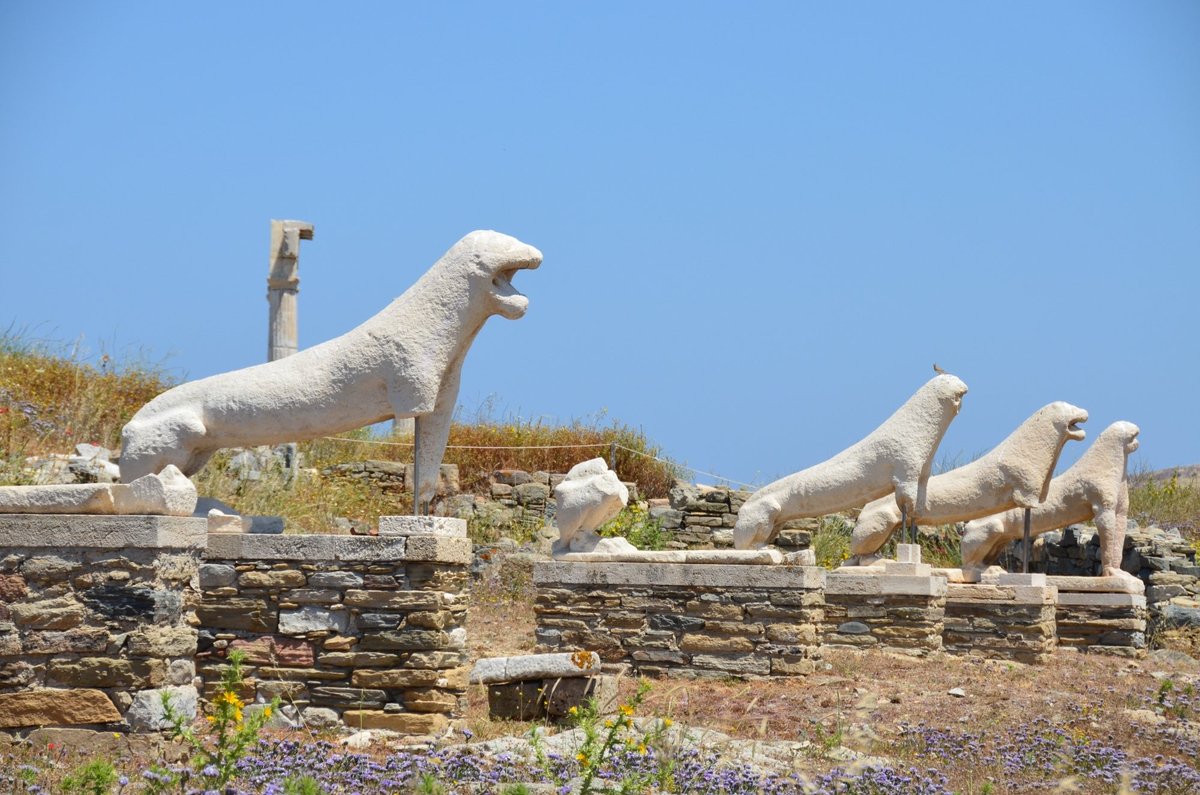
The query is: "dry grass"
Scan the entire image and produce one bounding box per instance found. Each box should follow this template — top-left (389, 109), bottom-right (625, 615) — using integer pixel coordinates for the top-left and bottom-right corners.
top-left (0, 333), bottom-right (169, 474)
top-left (306, 416), bottom-right (681, 499)
top-left (0, 337), bottom-right (681, 508)
top-left (1130, 469), bottom-right (1200, 538)
top-left (191, 453), bottom-right (410, 534)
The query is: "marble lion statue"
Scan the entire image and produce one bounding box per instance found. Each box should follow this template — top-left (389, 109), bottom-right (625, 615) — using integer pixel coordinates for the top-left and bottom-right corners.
top-left (733, 374), bottom-right (968, 549)
top-left (959, 421), bottom-right (1140, 583)
top-left (120, 230), bottom-right (541, 505)
top-left (848, 401), bottom-right (1089, 560)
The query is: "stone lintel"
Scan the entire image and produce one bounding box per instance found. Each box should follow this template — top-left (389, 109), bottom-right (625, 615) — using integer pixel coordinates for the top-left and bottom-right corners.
top-left (552, 549), bottom-right (784, 565)
top-left (378, 516), bottom-right (467, 538)
top-left (0, 515), bottom-right (207, 550)
top-left (823, 573), bottom-right (947, 597)
top-left (1047, 575), bottom-right (1145, 595)
top-left (946, 583), bottom-right (1057, 604)
top-left (470, 651), bottom-right (601, 684)
top-left (1056, 591), bottom-right (1147, 608)
top-left (205, 533), bottom-right (406, 561)
top-left (533, 562), bottom-right (825, 589)
top-left (995, 573), bottom-right (1047, 587)
top-left (202, 532), bottom-right (471, 564)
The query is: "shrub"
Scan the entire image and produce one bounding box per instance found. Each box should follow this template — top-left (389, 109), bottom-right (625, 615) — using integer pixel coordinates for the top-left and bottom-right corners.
top-left (599, 503), bottom-right (673, 550)
top-left (160, 649), bottom-right (281, 791)
top-left (1130, 470), bottom-right (1200, 537)
top-left (811, 514), bottom-right (853, 568)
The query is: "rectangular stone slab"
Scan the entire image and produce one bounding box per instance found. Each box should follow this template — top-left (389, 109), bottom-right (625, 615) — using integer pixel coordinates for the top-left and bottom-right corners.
top-left (0, 515), bottom-right (206, 550)
top-left (1056, 591), bottom-right (1147, 608)
top-left (551, 549), bottom-right (784, 565)
top-left (534, 562), bottom-right (826, 589)
top-left (1048, 575), bottom-right (1145, 595)
top-left (378, 516), bottom-right (467, 537)
top-left (204, 534), bottom-right (407, 561)
top-left (470, 651), bottom-right (601, 684)
top-left (0, 689), bottom-right (121, 728)
top-left (824, 573), bottom-right (948, 597)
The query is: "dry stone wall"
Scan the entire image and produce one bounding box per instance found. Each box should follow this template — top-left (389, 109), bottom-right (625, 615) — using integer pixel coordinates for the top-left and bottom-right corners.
top-left (197, 532), bottom-right (472, 734)
top-left (651, 483), bottom-right (816, 551)
top-left (533, 562), bottom-right (825, 678)
top-left (943, 581), bottom-right (1057, 663)
top-left (0, 516), bottom-right (205, 731)
top-left (1055, 592), bottom-right (1148, 657)
top-left (1011, 524), bottom-right (1198, 634)
top-left (821, 574), bottom-right (946, 657)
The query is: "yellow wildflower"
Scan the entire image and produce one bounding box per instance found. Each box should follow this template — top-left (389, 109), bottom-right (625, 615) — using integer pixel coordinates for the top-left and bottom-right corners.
top-left (604, 719), bottom-right (614, 728)
top-left (662, 718), bottom-right (673, 728)
top-left (619, 704), bottom-right (634, 717)
top-left (263, 706), bottom-right (273, 719)
top-left (638, 743), bottom-right (648, 755)
top-left (206, 716), bottom-right (216, 724)
top-left (576, 752), bottom-right (589, 768)
top-left (568, 706), bottom-right (578, 716)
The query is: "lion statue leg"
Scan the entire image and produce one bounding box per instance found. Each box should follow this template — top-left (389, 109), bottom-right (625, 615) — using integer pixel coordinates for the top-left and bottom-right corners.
top-left (1096, 485), bottom-right (1136, 584)
top-left (849, 496), bottom-right (902, 557)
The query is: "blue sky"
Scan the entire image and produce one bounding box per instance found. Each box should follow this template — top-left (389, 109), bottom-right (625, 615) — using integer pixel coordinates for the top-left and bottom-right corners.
top-left (2, 2), bottom-right (1197, 486)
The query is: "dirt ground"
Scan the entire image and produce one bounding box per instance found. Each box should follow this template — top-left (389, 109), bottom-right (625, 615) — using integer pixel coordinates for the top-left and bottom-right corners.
top-left (465, 583), bottom-right (1200, 791)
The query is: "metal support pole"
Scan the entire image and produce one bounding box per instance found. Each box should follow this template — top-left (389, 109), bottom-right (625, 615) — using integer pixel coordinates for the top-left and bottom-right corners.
top-left (412, 419), bottom-right (422, 517)
top-left (609, 442), bottom-right (617, 473)
top-left (900, 506), bottom-right (908, 550)
top-left (1022, 507), bottom-right (1032, 574)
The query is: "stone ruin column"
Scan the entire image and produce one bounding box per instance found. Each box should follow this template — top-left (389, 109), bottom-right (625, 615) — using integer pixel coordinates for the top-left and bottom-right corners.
top-left (266, 219), bottom-right (314, 362)
top-left (267, 220), bottom-right (314, 479)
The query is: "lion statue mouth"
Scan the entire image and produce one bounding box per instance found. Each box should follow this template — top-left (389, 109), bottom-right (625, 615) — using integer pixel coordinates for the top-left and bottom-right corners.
top-left (1125, 425), bottom-right (1141, 454)
top-left (1066, 413), bottom-right (1088, 441)
top-left (490, 256), bottom-right (541, 319)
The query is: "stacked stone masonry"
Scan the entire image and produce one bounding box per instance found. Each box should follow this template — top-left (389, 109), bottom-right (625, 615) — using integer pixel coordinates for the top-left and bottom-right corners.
top-left (651, 483), bottom-right (816, 551)
top-left (533, 562), bottom-right (825, 679)
top-left (1055, 591), bottom-right (1148, 657)
top-left (0, 516), bottom-right (206, 731)
top-left (821, 574), bottom-right (946, 657)
top-left (1006, 524), bottom-right (1199, 629)
top-left (943, 582), bottom-right (1058, 664)
top-left (197, 531), bottom-right (472, 734)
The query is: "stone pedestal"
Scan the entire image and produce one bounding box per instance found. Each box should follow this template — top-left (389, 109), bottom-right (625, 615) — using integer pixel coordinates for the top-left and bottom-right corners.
top-left (0, 515), bottom-right (206, 732)
top-left (943, 574), bottom-right (1058, 663)
top-left (823, 570), bottom-right (946, 657)
top-left (487, 674), bottom-right (619, 721)
top-left (1055, 590), bottom-right (1148, 657)
top-left (198, 531), bottom-right (472, 734)
top-left (534, 562), bottom-right (825, 679)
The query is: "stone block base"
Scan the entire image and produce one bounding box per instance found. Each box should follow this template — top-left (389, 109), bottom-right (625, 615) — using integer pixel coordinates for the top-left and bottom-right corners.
top-left (487, 674), bottom-right (619, 722)
top-left (1055, 591), bottom-right (1147, 657)
top-left (0, 515), bottom-right (206, 731)
top-left (822, 574), bottom-right (946, 656)
top-left (944, 580), bottom-right (1057, 663)
top-left (199, 533), bottom-right (471, 733)
top-left (534, 563), bottom-right (825, 678)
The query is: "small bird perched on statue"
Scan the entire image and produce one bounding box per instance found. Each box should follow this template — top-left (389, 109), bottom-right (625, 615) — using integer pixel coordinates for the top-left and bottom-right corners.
top-left (933, 363), bottom-right (946, 374)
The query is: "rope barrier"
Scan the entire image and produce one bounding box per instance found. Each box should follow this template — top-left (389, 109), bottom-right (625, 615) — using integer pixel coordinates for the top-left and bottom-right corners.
top-left (615, 444), bottom-right (761, 490)
top-left (315, 436), bottom-right (760, 489)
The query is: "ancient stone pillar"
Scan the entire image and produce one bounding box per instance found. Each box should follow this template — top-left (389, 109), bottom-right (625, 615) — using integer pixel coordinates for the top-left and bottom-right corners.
top-left (267, 220), bottom-right (314, 362)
